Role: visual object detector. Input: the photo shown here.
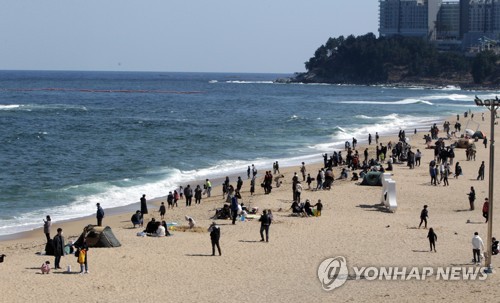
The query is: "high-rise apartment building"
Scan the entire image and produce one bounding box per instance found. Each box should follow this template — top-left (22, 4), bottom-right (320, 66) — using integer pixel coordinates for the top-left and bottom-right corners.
top-left (437, 1), bottom-right (460, 39)
top-left (379, 0), bottom-right (443, 39)
top-left (380, 0), bottom-right (500, 49)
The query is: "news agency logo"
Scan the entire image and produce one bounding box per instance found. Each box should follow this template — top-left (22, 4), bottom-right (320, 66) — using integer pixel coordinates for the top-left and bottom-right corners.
top-left (317, 256), bottom-right (349, 291)
top-left (318, 256), bottom-right (489, 291)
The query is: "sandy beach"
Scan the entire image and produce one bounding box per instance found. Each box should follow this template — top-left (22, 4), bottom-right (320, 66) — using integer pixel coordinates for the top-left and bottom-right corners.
top-left (1, 111), bottom-right (500, 302)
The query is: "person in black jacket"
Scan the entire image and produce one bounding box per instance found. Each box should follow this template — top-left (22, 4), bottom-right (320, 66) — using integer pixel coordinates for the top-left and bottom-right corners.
top-left (140, 194), bottom-right (148, 215)
top-left (208, 222), bottom-right (221, 256)
top-left (419, 205), bottom-right (428, 229)
top-left (427, 228), bottom-right (437, 252)
top-left (259, 210), bottom-right (271, 242)
top-left (53, 228), bottom-right (65, 269)
top-left (467, 186), bottom-right (476, 210)
top-left (96, 203), bottom-right (105, 226)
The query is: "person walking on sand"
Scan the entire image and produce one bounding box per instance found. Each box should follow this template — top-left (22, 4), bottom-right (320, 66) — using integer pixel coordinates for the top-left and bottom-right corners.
top-left (472, 232), bottom-right (485, 264)
top-left (419, 205), bottom-right (429, 229)
top-left (247, 166), bottom-right (251, 179)
top-left (184, 185), bottom-right (193, 206)
top-left (208, 221), bottom-right (221, 256)
top-left (173, 190), bottom-right (179, 207)
top-left (250, 176), bottom-right (255, 196)
top-left (259, 210), bottom-right (271, 242)
top-left (467, 186), bottom-right (476, 211)
top-left (43, 215), bottom-right (52, 243)
top-left (306, 173), bottom-right (312, 190)
top-left (295, 181), bottom-right (303, 203)
top-left (483, 137), bottom-right (488, 149)
top-left (194, 185), bottom-right (202, 204)
top-left (442, 163), bottom-right (450, 186)
top-left (368, 133), bottom-right (372, 145)
top-left (231, 195), bottom-right (239, 225)
top-left (53, 228), bottom-right (65, 269)
top-left (477, 161), bottom-right (485, 180)
top-left (205, 179), bottom-right (212, 197)
top-left (300, 162), bottom-right (306, 181)
top-left (140, 194), bottom-right (148, 216)
top-left (482, 198), bottom-right (489, 223)
top-left (375, 132), bottom-right (379, 144)
top-left (454, 162), bottom-right (462, 179)
top-left (96, 203), bottom-right (104, 226)
top-left (167, 192), bottom-right (174, 209)
top-left (159, 202), bottom-right (166, 220)
top-left (427, 228), bottom-right (437, 252)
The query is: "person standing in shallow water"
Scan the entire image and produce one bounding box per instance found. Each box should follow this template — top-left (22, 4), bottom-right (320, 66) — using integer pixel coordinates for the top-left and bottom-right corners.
top-left (427, 228), bottom-right (437, 252)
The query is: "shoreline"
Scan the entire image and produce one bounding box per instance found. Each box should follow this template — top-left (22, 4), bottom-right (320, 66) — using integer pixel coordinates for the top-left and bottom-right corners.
top-left (0, 117), bottom-right (448, 243)
top-left (0, 111), bottom-right (459, 242)
top-left (0, 108), bottom-right (461, 245)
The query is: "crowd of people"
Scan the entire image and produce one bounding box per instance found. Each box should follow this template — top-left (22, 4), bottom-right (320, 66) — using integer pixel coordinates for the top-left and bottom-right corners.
top-left (38, 110), bottom-right (498, 274)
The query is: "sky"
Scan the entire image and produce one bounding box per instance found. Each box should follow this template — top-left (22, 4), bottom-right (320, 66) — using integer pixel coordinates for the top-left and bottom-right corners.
top-left (0, 1), bottom-right (379, 74)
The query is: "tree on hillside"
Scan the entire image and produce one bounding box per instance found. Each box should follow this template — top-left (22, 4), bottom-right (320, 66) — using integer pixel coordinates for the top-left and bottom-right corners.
top-left (302, 33), bottom-right (477, 84)
top-left (471, 51), bottom-right (498, 84)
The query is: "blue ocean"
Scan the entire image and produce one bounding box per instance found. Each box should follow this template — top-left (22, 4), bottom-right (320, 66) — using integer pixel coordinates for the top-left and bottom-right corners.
top-left (0, 71), bottom-right (495, 236)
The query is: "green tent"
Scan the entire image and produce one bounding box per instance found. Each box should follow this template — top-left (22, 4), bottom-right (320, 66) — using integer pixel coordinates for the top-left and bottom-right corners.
top-left (75, 225), bottom-right (121, 248)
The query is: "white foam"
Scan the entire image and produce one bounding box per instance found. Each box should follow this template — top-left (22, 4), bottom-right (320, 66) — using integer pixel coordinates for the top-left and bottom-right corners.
top-left (0, 104), bottom-right (20, 110)
top-left (340, 98), bottom-right (433, 105)
top-left (225, 80), bottom-right (274, 84)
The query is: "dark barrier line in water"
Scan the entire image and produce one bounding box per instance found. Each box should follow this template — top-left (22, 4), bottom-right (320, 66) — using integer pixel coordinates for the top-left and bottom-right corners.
top-left (0, 88), bottom-right (205, 94)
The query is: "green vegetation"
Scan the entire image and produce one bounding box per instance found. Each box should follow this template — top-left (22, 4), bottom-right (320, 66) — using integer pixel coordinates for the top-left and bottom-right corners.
top-left (297, 33), bottom-right (500, 86)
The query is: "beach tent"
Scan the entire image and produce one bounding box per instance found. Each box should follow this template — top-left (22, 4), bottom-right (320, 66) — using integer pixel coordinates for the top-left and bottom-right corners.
top-left (360, 171), bottom-right (383, 186)
top-left (74, 225), bottom-right (121, 248)
top-left (472, 131), bottom-right (485, 139)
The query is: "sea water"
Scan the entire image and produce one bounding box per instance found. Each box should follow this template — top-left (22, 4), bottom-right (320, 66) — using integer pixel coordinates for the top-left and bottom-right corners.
top-left (0, 70), bottom-right (494, 236)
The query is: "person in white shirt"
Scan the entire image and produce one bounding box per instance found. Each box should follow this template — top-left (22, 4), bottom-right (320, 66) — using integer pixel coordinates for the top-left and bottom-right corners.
top-left (472, 232), bottom-right (485, 264)
top-left (155, 224), bottom-right (166, 237)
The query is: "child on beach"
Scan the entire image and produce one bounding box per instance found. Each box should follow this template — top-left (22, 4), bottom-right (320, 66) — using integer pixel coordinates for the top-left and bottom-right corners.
top-left (75, 240), bottom-right (89, 274)
top-left (315, 200), bottom-right (323, 217)
top-left (185, 216), bottom-right (196, 229)
top-left (41, 261), bottom-right (51, 274)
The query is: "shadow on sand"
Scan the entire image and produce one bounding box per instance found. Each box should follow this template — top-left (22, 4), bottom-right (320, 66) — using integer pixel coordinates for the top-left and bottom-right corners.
top-left (357, 203), bottom-right (391, 213)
